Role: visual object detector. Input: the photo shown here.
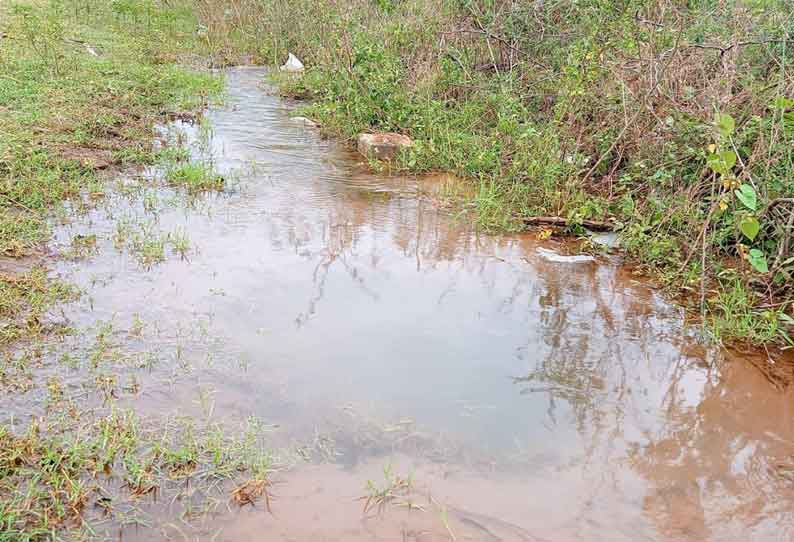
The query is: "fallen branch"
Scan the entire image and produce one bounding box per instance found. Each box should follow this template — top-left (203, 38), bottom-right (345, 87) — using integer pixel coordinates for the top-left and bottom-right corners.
top-left (523, 216), bottom-right (614, 231)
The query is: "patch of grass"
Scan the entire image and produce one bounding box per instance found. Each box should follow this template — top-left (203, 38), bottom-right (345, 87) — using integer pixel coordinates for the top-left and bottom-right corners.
top-left (166, 162), bottom-right (225, 193)
top-left (359, 464), bottom-right (415, 516)
top-left (130, 225), bottom-right (166, 268)
top-left (709, 280), bottom-right (793, 347)
top-left (0, 267), bottom-right (76, 345)
top-left (167, 228), bottom-right (192, 260)
top-left (0, 410), bottom-right (276, 540)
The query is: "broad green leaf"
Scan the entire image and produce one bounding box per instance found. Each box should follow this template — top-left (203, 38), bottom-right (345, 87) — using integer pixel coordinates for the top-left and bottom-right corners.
top-left (734, 184), bottom-right (757, 211)
top-left (715, 113), bottom-right (735, 137)
top-left (707, 153), bottom-right (727, 175)
top-left (739, 216), bottom-right (760, 240)
top-left (748, 249), bottom-right (768, 273)
top-left (720, 149), bottom-right (736, 170)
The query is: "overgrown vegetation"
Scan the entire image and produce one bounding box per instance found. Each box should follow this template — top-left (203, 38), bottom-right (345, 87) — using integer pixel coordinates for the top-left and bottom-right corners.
top-left (194, 0), bottom-right (794, 348)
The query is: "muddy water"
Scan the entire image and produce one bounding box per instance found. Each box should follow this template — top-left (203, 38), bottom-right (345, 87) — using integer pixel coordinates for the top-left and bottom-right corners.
top-left (46, 67), bottom-right (794, 540)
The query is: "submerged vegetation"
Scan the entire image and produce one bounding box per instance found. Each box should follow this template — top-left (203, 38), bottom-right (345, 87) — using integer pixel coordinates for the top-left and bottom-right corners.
top-left (192, 0), bottom-right (794, 348)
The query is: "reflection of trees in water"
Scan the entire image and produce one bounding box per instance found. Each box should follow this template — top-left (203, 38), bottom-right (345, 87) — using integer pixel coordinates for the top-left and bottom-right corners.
top-left (511, 252), bottom-right (794, 539)
top-left (512, 256), bottom-right (632, 432)
top-left (627, 358), bottom-right (794, 540)
top-left (261, 166), bottom-right (794, 539)
top-left (268, 179), bottom-right (514, 327)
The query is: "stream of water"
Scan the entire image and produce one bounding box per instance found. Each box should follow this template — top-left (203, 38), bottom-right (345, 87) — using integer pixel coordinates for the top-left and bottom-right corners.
top-left (39, 67), bottom-right (794, 541)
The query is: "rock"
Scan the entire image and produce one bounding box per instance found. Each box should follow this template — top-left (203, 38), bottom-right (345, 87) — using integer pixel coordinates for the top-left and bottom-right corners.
top-left (357, 133), bottom-right (413, 161)
top-left (279, 53), bottom-right (304, 73)
top-left (290, 116), bottom-right (318, 128)
top-left (587, 230), bottom-right (620, 249)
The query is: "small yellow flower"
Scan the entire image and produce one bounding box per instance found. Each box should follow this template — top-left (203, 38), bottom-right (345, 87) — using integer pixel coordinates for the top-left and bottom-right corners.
top-left (718, 199), bottom-right (728, 211)
top-left (537, 228), bottom-right (553, 241)
top-left (722, 177), bottom-right (731, 189)
top-left (707, 144), bottom-right (717, 154)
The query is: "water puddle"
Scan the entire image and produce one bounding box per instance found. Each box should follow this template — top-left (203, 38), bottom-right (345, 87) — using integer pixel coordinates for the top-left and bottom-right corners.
top-left (23, 67), bottom-right (794, 540)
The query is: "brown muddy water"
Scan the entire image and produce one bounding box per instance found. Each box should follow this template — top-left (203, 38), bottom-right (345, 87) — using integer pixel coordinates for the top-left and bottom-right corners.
top-left (10, 67), bottom-right (794, 540)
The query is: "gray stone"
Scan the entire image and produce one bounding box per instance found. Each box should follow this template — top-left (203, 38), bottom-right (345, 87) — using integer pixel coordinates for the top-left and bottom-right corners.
top-left (357, 133), bottom-right (413, 161)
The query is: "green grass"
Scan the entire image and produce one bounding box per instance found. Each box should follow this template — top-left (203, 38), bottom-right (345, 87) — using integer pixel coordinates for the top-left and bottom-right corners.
top-left (0, 410), bottom-right (274, 540)
top-left (0, 0), bottom-right (223, 343)
top-left (0, 3), bottom-right (276, 538)
top-left (166, 162), bottom-right (225, 193)
top-left (0, 268), bottom-right (76, 344)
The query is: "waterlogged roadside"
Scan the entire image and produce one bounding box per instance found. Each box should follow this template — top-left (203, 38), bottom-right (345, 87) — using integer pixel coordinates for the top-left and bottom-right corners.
top-left (0, 2), bottom-right (266, 539)
top-left (2, 66), bottom-right (793, 541)
top-left (0, 0), bottom-right (222, 344)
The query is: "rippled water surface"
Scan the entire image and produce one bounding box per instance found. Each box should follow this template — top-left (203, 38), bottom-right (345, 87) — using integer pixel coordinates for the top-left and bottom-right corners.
top-left (40, 67), bottom-right (794, 541)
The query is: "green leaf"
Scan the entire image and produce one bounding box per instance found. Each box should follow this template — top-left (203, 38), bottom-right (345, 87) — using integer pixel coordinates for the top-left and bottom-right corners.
top-left (715, 113), bottom-right (735, 137)
top-left (720, 149), bottom-right (736, 170)
top-left (707, 153), bottom-right (727, 175)
top-left (739, 216), bottom-right (760, 240)
top-left (734, 184), bottom-right (757, 211)
top-left (748, 249), bottom-right (768, 273)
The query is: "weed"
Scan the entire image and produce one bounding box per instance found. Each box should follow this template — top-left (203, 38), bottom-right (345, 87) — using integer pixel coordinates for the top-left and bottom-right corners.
top-left (64, 233), bottom-right (98, 260)
top-left (130, 226), bottom-right (166, 267)
top-left (167, 227), bottom-right (192, 260)
top-left (0, 407), bottom-right (279, 540)
top-left (0, 268), bottom-right (76, 344)
top-left (166, 162), bottom-right (225, 193)
top-left (359, 464), bottom-right (414, 515)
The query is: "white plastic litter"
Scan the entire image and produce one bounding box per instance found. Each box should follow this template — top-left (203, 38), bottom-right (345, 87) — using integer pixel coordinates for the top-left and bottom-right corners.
top-left (536, 247), bottom-right (595, 264)
top-left (280, 53), bottom-right (304, 73)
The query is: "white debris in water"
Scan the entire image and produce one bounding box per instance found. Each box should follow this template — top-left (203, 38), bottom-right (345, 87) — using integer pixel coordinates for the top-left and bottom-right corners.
top-left (536, 247), bottom-right (595, 263)
top-left (280, 52), bottom-right (304, 73)
top-left (290, 116), bottom-right (318, 128)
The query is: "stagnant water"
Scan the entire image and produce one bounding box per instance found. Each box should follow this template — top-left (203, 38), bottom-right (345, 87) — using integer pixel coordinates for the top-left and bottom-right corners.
top-left (38, 67), bottom-right (794, 540)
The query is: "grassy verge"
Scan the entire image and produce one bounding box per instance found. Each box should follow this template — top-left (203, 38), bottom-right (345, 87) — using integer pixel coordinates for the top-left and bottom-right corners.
top-left (193, 0), bottom-right (794, 350)
top-left (0, 2), bottom-right (276, 539)
top-left (0, 407), bottom-right (273, 540)
top-left (0, 0), bottom-right (223, 344)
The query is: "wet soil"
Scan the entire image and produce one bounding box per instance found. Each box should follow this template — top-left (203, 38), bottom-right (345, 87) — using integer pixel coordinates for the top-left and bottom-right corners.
top-left (7, 67), bottom-right (794, 541)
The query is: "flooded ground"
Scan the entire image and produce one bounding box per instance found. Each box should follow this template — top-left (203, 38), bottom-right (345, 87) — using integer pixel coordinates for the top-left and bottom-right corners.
top-left (8, 67), bottom-right (794, 541)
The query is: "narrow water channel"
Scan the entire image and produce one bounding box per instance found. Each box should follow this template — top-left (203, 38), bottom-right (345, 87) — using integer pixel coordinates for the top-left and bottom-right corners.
top-left (45, 67), bottom-right (794, 541)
